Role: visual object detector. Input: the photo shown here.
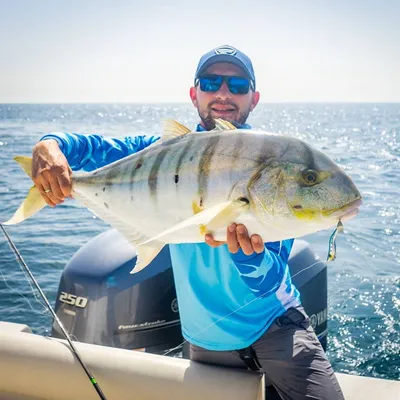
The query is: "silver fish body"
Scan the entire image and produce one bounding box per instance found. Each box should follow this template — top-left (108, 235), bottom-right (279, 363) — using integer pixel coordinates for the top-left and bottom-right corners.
top-left (73, 125), bottom-right (361, 245)
top-left (5, 120), bottom-right (362, 272)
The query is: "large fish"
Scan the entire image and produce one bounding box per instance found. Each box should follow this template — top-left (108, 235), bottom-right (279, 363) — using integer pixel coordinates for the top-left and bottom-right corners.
top-left (4, 119), bottom-right (362, 273)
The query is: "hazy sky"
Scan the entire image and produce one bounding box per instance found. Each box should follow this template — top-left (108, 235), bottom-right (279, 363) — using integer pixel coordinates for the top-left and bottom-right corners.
top-left (1, 0), bottom-right (399, 103)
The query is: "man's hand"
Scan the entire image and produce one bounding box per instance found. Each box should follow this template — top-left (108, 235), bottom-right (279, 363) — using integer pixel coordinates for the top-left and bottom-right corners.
top-left (32, 139), bottom-right (72, 207)
top-left (205, 223), bottom-right (264, 255)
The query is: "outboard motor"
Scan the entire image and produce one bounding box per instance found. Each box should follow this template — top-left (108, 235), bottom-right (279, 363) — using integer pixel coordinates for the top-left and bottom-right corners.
top-left (52, 229), bottom-right (328, 353)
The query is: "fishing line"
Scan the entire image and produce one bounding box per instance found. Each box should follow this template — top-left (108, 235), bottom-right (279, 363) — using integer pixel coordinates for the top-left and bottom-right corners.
top-left (0, 223), bottom-right (108, 400)
top-left (0, 267), bottom-right (49, 315)
top-left (0, 240), bottom-right (50, 315)
top-left (277, 240), bottom-right (282, 257)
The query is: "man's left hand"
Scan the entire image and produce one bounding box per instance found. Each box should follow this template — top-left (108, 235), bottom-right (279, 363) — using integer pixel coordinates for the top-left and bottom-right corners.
top-left (205, 223), bottom-right (264, 255)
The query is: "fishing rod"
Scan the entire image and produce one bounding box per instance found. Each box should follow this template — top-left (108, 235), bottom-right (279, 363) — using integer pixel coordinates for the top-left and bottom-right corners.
top-left (0, 223), bottom-right (107, 400)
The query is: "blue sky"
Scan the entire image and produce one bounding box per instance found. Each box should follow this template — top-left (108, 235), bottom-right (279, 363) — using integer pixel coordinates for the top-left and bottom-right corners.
top-left (0, 0), bottom-right (399, 103)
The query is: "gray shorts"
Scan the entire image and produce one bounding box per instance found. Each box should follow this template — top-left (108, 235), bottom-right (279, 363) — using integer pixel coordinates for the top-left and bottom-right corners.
top-left (189, 306), bottom-right (344, 400)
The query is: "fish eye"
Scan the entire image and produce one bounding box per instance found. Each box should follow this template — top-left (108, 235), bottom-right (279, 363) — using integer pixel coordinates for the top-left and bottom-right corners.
top-left (302, 169), bottom-right (318, 185)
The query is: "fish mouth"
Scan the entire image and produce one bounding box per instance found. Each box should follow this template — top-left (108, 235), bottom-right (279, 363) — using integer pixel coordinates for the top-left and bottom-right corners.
top-left (289, 197), bottom-right (362, 222)
top-left (327, 198), bottom-right (363, 221)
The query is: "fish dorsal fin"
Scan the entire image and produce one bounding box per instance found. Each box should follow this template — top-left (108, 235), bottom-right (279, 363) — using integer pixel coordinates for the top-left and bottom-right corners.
top-left (213, 119), bottom-right (237, 131)
top-left (162, 120), bottom-right (192, 141)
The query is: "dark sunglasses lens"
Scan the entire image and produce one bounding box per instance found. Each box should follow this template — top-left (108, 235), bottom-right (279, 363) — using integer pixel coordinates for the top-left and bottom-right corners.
top-left (199, 76), bottom-right (223, 92)
top-left (227, 77), bottom-right (250, 94)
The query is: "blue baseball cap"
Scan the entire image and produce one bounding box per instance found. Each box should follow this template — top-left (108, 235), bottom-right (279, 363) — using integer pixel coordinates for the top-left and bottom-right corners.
top-left (194, 45), bottom-right (256, 90)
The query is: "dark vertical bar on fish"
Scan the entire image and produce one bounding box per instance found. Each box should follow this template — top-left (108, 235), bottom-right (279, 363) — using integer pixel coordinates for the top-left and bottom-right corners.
top-left (197, 136), bottom-right (220, 205)
top-left (148, 147), bottom-right (170, 199)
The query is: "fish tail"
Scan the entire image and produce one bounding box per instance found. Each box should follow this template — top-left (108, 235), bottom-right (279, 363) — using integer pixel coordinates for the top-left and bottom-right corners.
top-left (2, 156), bottom-right (47, 225)
top-left (14, 155), bottom-right (34, 178)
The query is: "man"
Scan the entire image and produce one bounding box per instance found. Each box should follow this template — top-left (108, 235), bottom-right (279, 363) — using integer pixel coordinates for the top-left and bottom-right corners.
top-left (32, 45), bottom-right (344, 399)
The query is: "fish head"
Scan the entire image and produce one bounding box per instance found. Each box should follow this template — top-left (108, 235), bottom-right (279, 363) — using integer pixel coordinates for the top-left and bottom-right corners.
top-left (248, 142), bottom-right (362, 236)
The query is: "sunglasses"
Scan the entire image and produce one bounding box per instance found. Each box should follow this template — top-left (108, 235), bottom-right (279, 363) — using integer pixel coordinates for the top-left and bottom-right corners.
top-left (195, 74), bottom-right (254, 95)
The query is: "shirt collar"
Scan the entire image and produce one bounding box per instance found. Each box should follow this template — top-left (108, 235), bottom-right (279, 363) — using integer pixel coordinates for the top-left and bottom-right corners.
top-left (195, 122), bottom-right (252, 132)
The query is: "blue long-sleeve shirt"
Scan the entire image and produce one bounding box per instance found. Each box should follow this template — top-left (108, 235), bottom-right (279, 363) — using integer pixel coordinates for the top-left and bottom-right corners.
top-left (40, 124), bottom-right (300, 351)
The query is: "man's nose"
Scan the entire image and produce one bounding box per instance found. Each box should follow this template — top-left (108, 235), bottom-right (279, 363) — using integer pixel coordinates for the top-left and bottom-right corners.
top-left (215, 82), bottom-right (231, 100)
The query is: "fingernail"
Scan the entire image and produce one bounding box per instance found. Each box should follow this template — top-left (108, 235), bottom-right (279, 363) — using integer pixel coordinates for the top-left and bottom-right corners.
top-left (228, 224), bottom-right (236, 232)
top-left (238, 226), bottom-right (245, 234)
top-left (252, 237), bottom-right (259, 244)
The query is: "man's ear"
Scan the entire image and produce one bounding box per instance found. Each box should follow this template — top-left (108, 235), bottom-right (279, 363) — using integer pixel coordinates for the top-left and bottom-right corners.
top-left (250, 91), bottom-right (260, 111)
top-left (189, 87), bottom-right (198, 107)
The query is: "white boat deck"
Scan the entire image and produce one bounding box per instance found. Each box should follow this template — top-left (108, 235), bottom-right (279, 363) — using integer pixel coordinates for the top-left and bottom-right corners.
top-left (336, 373), bottom-right (399, 400)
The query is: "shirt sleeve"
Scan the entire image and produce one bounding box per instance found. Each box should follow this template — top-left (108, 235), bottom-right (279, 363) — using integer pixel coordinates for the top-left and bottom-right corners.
top-left (230, 239), bottom-right (294, 295)
top-left (40, 132), bottom-right (161, 172)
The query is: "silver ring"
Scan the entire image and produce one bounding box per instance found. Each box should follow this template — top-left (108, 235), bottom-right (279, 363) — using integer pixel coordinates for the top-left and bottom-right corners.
top-left (44, 189), bottom-right (52, 194)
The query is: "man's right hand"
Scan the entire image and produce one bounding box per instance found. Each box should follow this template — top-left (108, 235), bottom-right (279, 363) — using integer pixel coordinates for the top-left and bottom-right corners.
top-left (32, 139), bottom-right (73, 207)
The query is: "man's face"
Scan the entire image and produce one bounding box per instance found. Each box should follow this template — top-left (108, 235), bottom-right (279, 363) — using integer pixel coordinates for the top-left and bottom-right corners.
top-left (190, 62), bottom-right (260, 130)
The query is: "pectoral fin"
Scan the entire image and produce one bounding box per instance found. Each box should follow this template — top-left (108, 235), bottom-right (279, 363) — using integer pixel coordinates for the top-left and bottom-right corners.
top-left (140, 198), bottom-right (250, 246)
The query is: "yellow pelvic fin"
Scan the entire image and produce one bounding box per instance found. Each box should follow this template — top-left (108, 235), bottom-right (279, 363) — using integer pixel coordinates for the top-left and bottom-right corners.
top-left (162, 120), bottom-right (192, 141)
top-left (192, 200), bottom-right (203, 215)
top-left (3, 185), bottom-right (46, 225)
top-left (213, 119), bottom-right (237, 131)
top-left (199, 224), bottom-right (207, 236)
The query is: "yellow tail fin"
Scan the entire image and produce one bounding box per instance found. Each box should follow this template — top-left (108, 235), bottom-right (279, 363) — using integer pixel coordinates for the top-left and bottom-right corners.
top-left (14, 155), bottom-right (34, 178)
top-left (3, 156), bottom-right (47, 225)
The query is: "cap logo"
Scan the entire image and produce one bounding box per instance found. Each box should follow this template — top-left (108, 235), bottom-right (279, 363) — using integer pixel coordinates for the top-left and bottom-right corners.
top-left (214, 46), bottom-right (237, 56)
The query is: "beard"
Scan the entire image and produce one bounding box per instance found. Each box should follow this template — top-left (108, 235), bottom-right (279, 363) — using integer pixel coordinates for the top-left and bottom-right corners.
top-left (197, 101), bottom-right (252, 131)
